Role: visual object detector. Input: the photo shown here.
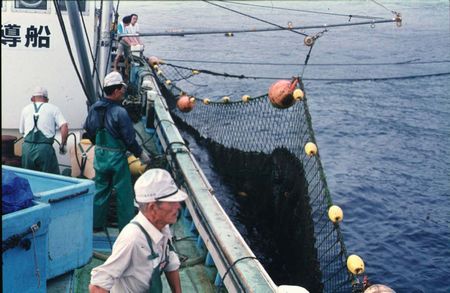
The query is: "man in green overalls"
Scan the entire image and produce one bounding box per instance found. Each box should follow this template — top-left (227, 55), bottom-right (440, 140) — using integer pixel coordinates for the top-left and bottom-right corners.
top-left (84, 71), bottom-right (151, 231)
top-left (19, 86), bottom-right (68, 174)
top-left (89, 168), bottom-right (186, 293)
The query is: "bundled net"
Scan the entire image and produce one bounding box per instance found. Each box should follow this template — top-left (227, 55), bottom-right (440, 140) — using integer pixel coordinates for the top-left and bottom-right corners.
top-left (146, 60), bottom-right (358, 292)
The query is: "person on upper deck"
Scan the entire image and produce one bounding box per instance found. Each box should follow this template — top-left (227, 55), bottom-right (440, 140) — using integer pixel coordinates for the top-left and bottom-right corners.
top-left (19, 86), bottom-right (68, 174)
top-left (130, 13), bottom-right (140, 34)
top-left (114, 15), bottom-right (142, 72)
top-left (89, 168), bottom-right (186, 293)
top-left (129, 13), bottom-right (143, 46)
top-left (83, 71), bottom-right (151, 231)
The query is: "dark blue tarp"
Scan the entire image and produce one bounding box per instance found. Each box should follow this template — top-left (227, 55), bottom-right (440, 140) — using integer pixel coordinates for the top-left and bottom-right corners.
top-left (2, 169), bottom-right (33, 215)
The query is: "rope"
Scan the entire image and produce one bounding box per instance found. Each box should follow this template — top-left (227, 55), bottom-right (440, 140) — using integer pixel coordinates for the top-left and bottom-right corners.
top-left (78, 0), bottom-right (103, 91)
top-left (202, 0), bottom-right (308, 37)
top-left (52, 0), bottom-right (90, 105)
top-left (216, 256), bottom-right (258, 292)
top-left (369, 0), bottom-right (398, 15)
top-left (2, 222), bottom-right (41, 254)
top-left (31, 224), bottom-right (41, 288)
top-left (163, 63), bottom-right (450, 82)
top-left (163, 58), bottom-right (450, 67)
top-left (221, 0), bottom-right (387, 20)
top-left (139, 18), bottom-right (396, 38)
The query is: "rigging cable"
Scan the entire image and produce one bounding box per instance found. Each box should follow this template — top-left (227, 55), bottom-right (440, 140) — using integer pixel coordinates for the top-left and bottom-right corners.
top-left (52, 0), bottom-right (89, 102)
top-left (92, 0), bottom-right (103, 79)
top-left (161, 58), bottom-right (450, 67)
top-left (221, 0), bottom-right (386, 20)
top-left (202, 0), bottom-right (308, 36)
top-left (77, 0), bottom-right (103, 91)
top-left (138, 0), bottom-right (397, 38)
top-left (139, 18), bottom-right (396, 37)
top-left (164, 63), bottom-right (450, 82)
top-left (369, 0), bottom-right (399, 15)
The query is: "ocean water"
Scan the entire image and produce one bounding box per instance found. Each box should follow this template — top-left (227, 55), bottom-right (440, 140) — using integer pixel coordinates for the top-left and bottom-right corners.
top-left (120, 1), bottom-right (450, 292)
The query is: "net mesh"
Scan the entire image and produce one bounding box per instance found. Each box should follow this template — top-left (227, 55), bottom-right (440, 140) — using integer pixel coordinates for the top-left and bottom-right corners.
top-left (139, 59), bottom-right (359, 292)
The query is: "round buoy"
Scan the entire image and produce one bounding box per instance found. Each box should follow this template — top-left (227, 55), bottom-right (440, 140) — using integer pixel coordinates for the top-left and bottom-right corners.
top-left (148, 56), bottom-right (160, 67)
top-left (128, 155), bottom-right (146, 176)
top-left (192, 70), bottom-right (200, 75)
top-left (304, 142), bottom-right (317, 156)
top-left (268, 79), bottom-right (297, 109)
top-left (293, 88), bottom-right (304, 101)
top-left (364, 284), bottom-right (396, 293)
top-left (177, 95), bottom-right (194, 112)
top-left (189, 97), bottom-right (196, 104)
top-left (328, 205), bottom-right (343, 223)
top-left (347, 254), bottom-right (365, 275)
top-left (165, 79), bottom-right (172, 85)
top-left (222, 96), bottom-right (230, 103)
top-left (203, 98), bottom-right (210, 105)
top-left (242, 95), bottom-right (250, 103)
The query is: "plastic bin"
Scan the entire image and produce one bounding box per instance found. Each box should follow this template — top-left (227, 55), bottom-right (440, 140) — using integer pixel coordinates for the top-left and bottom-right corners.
top-left (2, 200), bottom-right (51, 293)
top-left (2, 166), bottom-right (95, 279)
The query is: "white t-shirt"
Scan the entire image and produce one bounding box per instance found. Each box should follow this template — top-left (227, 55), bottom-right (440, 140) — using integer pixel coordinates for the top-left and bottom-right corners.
top-left (129, 23), bottom-right (140, 34)
top-left (90, 212), bottom-right (181, 293)
top-left (19, 102), bottom-right (67, 138)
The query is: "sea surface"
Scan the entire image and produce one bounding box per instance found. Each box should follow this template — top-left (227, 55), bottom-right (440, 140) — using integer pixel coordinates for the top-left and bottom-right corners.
top-left (120, 1), bottom-right (450, 292)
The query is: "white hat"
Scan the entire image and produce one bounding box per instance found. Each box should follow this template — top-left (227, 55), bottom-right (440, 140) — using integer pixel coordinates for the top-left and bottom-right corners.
top-left (103, 71), bottom-right (126, 88)
top-left (32, 86), bottom-right (48, 98)
top-left (277, 285), bottom-right (309, 293)
top-left (135, 169), bottom-right (188, 203)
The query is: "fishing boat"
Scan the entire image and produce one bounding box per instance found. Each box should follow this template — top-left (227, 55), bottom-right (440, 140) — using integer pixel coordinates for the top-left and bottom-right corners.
top-left (2, 1), bottom-right (400, 292)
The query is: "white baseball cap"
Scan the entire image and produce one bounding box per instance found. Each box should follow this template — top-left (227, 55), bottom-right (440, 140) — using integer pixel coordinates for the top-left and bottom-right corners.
top-left (32, 86), bottom-right (48, 98)
top-left (103, 71), bottom-right (127, 88)
top-left (135, 169), bottom-right (188, 203)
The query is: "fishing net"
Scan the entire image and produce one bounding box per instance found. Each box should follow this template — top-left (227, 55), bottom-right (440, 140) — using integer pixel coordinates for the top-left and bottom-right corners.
top-left (139, 61), bottom-right (358, 293)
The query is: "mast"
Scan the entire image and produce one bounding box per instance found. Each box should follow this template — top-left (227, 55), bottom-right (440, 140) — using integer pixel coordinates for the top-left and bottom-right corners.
top-left (97, 1), bottom-right (113, 97)
top-left (65, 0), bottom-right (97, 105)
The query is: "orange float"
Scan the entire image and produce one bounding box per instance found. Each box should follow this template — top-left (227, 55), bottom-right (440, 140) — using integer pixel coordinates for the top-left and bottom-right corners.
top-left (177, 95), bottom-right (194, 112)
top-left (148, 56), bottom-right (161, 68)
top-left (268, 78), bottom-right (299, 109)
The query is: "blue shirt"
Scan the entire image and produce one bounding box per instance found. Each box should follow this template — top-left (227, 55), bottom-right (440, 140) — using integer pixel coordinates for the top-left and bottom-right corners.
top-left (83, 98), bottom-right (142, 157)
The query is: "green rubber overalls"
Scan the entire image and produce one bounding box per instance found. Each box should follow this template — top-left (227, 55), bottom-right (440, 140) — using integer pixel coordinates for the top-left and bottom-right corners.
top-left (93, 108), bottom-right (135, 231)
top-left (21, 103), bottom-right (60, 174)
top-left (132, 221), bottom-right (173, 293)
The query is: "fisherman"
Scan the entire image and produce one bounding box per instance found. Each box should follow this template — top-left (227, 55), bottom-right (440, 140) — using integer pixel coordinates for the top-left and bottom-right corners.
top-left (84, 71), bottom-right (151, 231)
top-left (19, 86), bottom-right (68, 174)
top-left (89, 168), bottom-right (186, 293)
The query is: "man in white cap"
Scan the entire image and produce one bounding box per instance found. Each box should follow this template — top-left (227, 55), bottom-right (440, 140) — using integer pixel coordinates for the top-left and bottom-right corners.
top-left (84, 71), bottom-right (151, 231)
top-left (19, 86), bottom-right (68, 174)
top-left (89, 168), bottom-right (187, 293)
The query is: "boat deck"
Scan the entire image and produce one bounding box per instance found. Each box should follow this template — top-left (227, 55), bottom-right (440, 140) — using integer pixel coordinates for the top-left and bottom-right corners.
top-left (46, 117), bottom-right (223, 292)
top-left (47, 206), bottom-right (222, 292)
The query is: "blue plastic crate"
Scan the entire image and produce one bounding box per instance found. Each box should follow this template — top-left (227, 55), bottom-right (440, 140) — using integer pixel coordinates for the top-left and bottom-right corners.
top-left (2, 166), bottom-right (95, 279)
top-left (2, 200), bottom-right (51, 293)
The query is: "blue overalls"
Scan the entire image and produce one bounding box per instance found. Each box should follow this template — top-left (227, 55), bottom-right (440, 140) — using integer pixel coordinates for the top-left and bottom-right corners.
top-left (21, 103), bottom-right (60, 174)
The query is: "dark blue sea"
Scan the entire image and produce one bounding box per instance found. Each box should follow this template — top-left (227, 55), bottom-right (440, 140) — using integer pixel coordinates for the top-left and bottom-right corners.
top-left (122, 1), bottom-right (450, 292)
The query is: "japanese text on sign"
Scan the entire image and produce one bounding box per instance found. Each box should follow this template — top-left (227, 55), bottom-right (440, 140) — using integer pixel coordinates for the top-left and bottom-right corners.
top-left (1, 24), bottom-right (51, 48)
